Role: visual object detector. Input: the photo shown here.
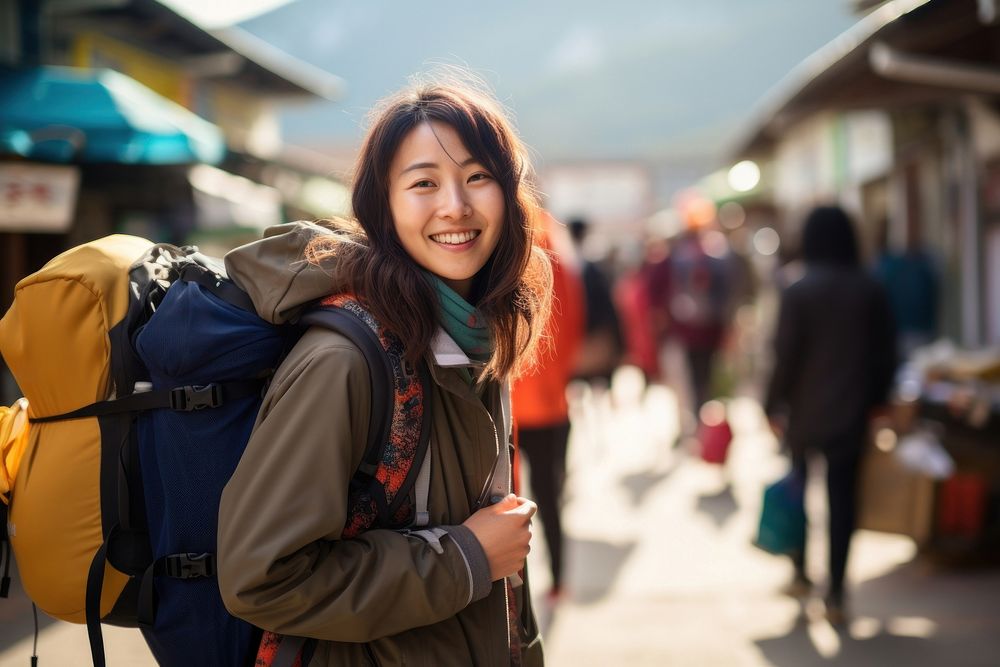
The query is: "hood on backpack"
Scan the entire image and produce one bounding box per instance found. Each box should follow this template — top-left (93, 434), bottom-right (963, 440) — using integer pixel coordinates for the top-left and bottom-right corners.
top-left (224, 221), bottom-right (351, 325)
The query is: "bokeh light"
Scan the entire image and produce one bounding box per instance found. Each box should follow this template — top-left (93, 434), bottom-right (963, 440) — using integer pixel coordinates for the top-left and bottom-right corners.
top-left (752, 227), bottom-right (780, 255)
top-left (727, 160), bottom-right (761, 192)
top-left (718, 201), bottom-right (746, 230)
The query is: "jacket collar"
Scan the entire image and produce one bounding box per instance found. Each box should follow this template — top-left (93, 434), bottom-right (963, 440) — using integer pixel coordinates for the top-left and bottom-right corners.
top-left (428, 328), bottom-right (513, 503)
top-left (430, 328), bottom-right (483, 368)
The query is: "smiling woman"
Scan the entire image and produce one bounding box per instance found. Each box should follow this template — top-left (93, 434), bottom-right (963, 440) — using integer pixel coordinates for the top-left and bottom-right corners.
top-left (307, 76), bottom-right (552, 380)
top-left (217, 72), bottom-right (552, 667)
top-left (389, 121), bottom-right (506, 298)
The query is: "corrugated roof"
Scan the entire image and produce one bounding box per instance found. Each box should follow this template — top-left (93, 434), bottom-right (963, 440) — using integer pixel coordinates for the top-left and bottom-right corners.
top-left (730, 0), bottom-right (934, 157)
top-left (49, 0), bottom-right (344, 100)
top-left (208, 26), bottom-right (343, 101)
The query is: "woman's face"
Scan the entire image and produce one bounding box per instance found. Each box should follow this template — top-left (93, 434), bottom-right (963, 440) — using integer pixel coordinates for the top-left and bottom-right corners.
top-left (388, 121), bottom-right (505, 299)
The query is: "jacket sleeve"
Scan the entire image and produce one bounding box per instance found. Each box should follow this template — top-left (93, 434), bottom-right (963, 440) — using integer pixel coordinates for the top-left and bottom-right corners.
top-left (764, 287), bottom-right (801, 418)
top-left (217, 332), bottom-right (481, 642)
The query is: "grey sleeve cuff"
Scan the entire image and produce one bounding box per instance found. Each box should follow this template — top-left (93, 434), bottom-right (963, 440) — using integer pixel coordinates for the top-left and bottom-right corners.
top-left (442, 525), bottom-right (492, 604)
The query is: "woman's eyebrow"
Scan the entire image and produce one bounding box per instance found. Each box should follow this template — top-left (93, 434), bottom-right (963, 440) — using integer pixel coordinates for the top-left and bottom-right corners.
top-left (399, 156), bottom-right (478, 175)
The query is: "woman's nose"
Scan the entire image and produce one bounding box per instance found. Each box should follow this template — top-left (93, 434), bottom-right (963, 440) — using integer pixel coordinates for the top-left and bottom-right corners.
top-left (438, 184), bottom-right (472, 220)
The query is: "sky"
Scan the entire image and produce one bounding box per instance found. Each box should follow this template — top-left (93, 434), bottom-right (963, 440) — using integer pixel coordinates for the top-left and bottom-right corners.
top-left (158, 0), bottom-right (861, 206)
top-left (234, 1), bottom-right (857, 168)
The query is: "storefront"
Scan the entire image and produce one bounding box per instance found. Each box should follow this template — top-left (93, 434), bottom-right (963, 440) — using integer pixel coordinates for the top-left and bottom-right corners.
top-left (0, 65), bottom-right (227, 404)
top-left (732, 0), bottom-right (1000, 560)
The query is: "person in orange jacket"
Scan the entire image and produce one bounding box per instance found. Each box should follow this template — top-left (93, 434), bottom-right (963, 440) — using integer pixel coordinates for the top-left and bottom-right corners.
top-left (512, 211), bottom-right (586, 601)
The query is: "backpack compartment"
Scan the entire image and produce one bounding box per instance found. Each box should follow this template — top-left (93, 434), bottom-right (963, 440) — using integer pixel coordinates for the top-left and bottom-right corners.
top-left (135, 278), bottom-right (294, 667)
top-left (0, 235), bottom-right (153, 622)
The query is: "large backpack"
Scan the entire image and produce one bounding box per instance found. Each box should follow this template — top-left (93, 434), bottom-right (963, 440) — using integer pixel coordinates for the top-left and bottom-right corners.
top-left (0, 234), bottom-right (433, 667)
top-left (666, 236), bottom-right (731, 329)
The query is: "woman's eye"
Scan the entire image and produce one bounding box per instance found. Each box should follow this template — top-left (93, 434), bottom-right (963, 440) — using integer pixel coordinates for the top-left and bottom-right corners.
top-left (412, 179), bottom-right (435, 188)
top-left (469, 172), bottom-right (492, 183)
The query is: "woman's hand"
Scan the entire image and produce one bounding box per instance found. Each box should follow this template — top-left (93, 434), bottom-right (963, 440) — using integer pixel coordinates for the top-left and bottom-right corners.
top-left (462, 494), bottom-right (536, 581)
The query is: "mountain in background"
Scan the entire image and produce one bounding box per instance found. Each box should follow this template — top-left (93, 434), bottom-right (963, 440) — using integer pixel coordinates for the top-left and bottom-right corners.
top-left (241, 0), bottom-right (856, 193)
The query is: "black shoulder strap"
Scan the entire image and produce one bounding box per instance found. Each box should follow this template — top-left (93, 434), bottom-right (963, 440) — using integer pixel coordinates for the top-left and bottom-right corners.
top-left (29, 380), bottom-right (264, 423)
top-left (303, 304), bottom-right (434, 527)
top-left (251, 305), bottom-right (432, 667)
top-left (298, 307), bottom-right (393, 478)
top-left (0, 504), bottom-right (10, 598)
top-left (383, 359), bottom-right (433, 523)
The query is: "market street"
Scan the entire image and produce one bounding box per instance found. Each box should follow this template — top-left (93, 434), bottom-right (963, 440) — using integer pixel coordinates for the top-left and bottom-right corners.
top-left (536, 373), bottom-right (1000, 666)
top-left (0, 373), bottom-right (998, 666)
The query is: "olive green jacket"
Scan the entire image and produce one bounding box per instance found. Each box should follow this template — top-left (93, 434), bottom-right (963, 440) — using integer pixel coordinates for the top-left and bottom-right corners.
top-left (216, 223), bottom-right (543, 666)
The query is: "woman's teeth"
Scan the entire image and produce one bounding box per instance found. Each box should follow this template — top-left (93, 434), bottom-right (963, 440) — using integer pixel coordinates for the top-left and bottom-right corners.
top-left (431, 230), bottom-right (480, 245)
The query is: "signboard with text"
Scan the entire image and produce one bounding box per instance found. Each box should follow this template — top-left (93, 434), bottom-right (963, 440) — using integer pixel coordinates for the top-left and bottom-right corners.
top-left (0, 163), bottom-right (80, 233)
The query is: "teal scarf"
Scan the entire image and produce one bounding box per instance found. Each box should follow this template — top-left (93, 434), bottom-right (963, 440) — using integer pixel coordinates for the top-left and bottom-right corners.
top-left (427, 274), bottom-right (491, 362)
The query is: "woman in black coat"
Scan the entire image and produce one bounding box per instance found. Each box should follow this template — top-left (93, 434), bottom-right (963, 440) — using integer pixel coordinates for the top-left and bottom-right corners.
top-left (764, 205), bottom-right (896, 623)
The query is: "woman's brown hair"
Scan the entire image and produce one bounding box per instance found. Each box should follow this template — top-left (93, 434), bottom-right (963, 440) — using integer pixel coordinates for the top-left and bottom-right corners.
top-left (307, 74), bottom-right (552, 380)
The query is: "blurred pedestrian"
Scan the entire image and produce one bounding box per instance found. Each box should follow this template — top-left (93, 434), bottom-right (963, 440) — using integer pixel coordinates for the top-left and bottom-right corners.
top-left (648, 190), bottom-right (733, 441)
top-left (764, 205), bottom-right (896, 624)
top-left (568, 218), bottom-right (625, 386)
top-left (874, 218), bottom-right (938, 358)
top-left (513, 212), bottom-right (585, 603)
top-left (614, 238), bottom-right (663, 384)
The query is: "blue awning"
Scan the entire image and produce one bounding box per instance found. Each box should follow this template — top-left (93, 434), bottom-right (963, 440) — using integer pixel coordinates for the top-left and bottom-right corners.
top-left (0, 66), bottom-right (225, 165)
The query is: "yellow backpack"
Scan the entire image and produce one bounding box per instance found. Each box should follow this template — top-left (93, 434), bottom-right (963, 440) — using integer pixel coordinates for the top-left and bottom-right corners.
top-left (0, 234), bottom-right (153, 629)
top-left (1, 228), bottom-right (437, 667)
top-left (1, 234), bottom-right (291, 667)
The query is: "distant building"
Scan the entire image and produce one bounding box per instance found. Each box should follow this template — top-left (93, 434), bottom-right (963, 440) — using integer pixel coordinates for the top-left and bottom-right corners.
top-left (0, 0), bottom-right (346, 403)
top-left (732, 0), bottom-right (1000, 347)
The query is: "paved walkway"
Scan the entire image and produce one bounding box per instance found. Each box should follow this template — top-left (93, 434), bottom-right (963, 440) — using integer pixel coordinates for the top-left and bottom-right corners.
top-left (533, 372), bottom-right (1000, 666)
top-left (1, 370), bottom-right (998, 666)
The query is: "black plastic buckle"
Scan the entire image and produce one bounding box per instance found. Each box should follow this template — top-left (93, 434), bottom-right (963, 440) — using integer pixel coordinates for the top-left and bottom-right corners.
top-left (163, 552), bottom-right (216, 579)
top-left (169, 384), bottom-right (222, 411)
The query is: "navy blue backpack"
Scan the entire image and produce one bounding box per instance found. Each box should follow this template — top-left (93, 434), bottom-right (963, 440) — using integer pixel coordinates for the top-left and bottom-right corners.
top-left (72, 242), bottom-right (431, 667)
top-left (133, 276), bottom-right (288, 667)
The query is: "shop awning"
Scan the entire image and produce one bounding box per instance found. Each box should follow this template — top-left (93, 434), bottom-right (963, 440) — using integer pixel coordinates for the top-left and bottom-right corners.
top-left (0, 66), bottom-right (225, 165)
top-left (729, 0), bottom-right (1000, 157)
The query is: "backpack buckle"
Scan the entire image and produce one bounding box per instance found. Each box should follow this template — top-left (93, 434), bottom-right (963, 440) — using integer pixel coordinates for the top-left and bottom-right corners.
top-left (163, 552), bottom-right (216, 579)
top-left (170, 384), bottom-right (222, 411)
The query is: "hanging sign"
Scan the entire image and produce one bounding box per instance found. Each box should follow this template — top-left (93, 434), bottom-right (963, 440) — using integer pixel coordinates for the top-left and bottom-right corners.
top-left (0, 163), bottom-right (80, 233)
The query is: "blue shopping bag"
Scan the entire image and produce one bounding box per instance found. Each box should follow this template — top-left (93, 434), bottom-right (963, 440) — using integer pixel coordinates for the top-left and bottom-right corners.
top-left (754, 470), bottom-right (806, 556)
